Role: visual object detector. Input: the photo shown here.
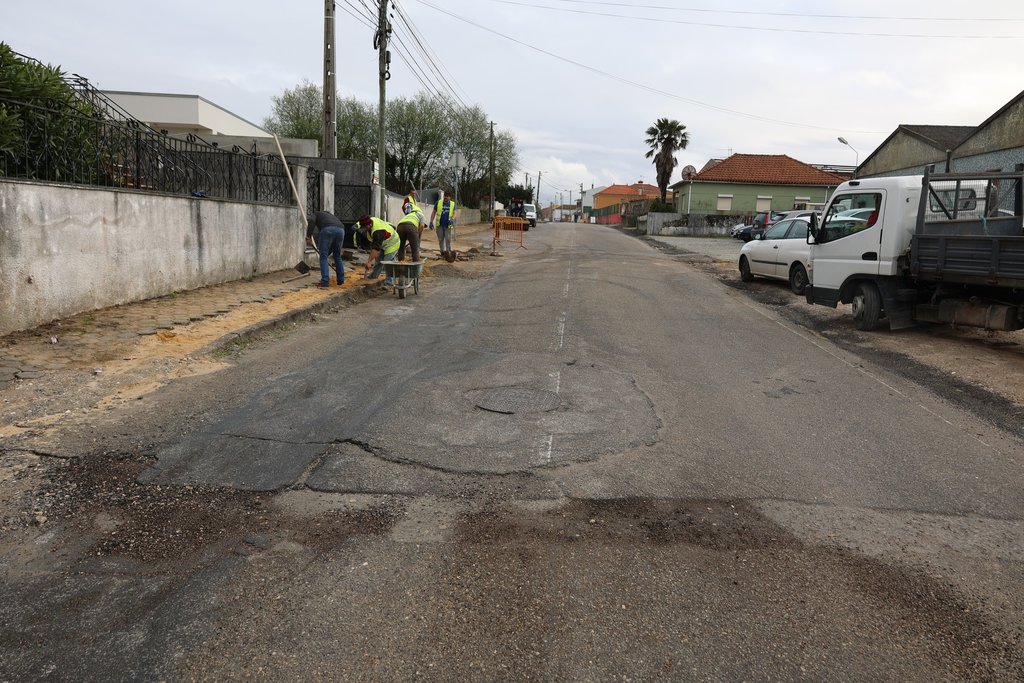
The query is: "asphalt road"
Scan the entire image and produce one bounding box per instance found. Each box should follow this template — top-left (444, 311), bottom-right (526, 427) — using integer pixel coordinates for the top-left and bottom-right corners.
top-left (2, 223), bottom-right (1023, 681)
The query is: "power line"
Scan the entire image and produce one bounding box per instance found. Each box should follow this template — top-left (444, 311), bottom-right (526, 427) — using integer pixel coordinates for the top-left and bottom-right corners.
top-left (392, 1), bottom-right (474, 105)
top-left (537, 0), bottom-right (1024, 23)
top-left (391, 11), bottom-right (471, 109)
top-left (487, 0), bottom-right (1024, 38)
top-left (337, 0), bottom-right (378, 29)
top-left (411, 0), bottom-right (888, 134)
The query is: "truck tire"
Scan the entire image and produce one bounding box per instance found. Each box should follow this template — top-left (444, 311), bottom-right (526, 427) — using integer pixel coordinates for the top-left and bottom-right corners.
top-left (852, 282), bottom-right (882, 330)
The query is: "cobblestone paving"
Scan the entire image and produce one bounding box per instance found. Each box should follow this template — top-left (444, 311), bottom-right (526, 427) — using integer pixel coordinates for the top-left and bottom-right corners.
top-left (0, 269), bottom-right (320, 390)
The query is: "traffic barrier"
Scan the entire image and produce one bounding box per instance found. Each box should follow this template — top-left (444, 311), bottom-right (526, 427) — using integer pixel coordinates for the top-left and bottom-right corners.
top-left (492, 216), bottom-right (528, 253)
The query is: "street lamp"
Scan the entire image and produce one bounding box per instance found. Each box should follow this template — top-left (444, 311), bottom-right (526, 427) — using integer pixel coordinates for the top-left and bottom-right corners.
top-left (837, 136), bottom-right (859, 167)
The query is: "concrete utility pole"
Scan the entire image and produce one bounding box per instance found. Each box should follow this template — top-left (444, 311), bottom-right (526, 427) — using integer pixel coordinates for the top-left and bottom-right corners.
top-left (322, 0), bottom-right (337, 158)
top-left (377, 0), bottom-right (390, 218)
top-left (536, 171), bottom-right (542, 208)
top-left (489, 121), bottom-right (495, 220)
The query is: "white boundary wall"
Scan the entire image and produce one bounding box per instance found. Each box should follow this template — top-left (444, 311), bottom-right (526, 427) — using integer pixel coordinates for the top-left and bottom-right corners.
top-left (0, 179), bottom-right (306, 335)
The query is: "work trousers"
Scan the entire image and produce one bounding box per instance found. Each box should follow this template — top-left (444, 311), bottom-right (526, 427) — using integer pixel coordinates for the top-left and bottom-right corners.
top-left (436, 223), bottom-right (453, 254)
top-left (317, 225), bottom-right (346, 285)
top-left (396, 223), bottom-right (420, 262)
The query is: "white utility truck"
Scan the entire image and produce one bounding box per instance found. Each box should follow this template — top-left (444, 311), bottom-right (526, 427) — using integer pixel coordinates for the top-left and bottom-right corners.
top-left (806, 165), bottom-right (1024, 331)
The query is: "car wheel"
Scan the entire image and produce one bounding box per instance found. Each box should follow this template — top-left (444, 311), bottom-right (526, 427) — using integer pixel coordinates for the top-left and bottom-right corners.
top-left (851, 281), bottom-right (882, 330)
top-left (739, 256), bottom-right (754, 282)
top-left (789, 263), bottom-right (808, 294)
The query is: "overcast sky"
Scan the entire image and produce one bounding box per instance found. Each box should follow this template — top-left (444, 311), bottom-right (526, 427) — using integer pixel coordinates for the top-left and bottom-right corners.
top-left (7, 1), bottom-right (1024, 205)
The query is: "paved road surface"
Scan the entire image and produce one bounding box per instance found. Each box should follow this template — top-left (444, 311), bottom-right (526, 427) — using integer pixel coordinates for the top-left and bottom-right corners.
top-left (2, 223), bottom-right (1022, 681)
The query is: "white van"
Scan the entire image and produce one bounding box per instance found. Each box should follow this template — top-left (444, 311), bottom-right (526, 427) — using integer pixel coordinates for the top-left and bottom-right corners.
top-left (523, 203), bottom-right (537, 228)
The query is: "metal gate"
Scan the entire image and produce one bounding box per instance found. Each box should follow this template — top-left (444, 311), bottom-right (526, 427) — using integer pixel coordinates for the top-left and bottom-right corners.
top-left (334, 183), bottom-right (372, 223)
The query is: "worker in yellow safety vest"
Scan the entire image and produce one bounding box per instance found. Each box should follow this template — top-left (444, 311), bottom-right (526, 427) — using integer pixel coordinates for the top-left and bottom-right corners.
top-left (430, 191), bottom-right (458, 261)
top-left (402, 190), bottom-right (420, 216)
top-left (395, 204), bottom-right (425, 262)
top-left (357, 214), bottom-right (400, 284)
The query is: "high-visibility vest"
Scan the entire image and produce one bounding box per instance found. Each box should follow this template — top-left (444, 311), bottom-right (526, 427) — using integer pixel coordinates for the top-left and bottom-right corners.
top-left (368, 217), bottom-right (400, 256)
top-left (398, 210), bottom-right (424, 228)
top-left (435, 199), bottom-right (456, 224)
top-left (403, 195), bottom-right (420, 213)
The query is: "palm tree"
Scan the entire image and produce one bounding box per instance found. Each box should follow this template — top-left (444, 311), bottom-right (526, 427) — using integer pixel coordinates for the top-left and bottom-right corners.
top-left (644, 118), bottom-right (689, 203)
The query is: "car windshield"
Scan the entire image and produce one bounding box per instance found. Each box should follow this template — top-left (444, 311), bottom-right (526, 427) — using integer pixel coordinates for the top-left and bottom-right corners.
top-left (524, 204), bottom-right (536, 212)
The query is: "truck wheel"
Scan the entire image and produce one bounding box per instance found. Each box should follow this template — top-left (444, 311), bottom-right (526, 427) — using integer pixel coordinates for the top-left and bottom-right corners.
top-left (739, 256), bottom-right (754, 282)
top-left (852, 282), bottom-right (882, 330)
top-left (789, 264), bottom-right (808, 295)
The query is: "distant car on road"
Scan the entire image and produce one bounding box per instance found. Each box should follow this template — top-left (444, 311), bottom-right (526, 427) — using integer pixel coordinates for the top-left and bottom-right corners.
top-left (738, 217), bottom-right (812, 294)
top-left (751, 210), bottom-right (786, 239)
top-left (732, 223), bottom-right (754, 242)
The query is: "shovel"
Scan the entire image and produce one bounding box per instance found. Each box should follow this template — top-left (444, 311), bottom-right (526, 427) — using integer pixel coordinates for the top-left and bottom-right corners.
top-left (282, 260), bottom-right (311, 283)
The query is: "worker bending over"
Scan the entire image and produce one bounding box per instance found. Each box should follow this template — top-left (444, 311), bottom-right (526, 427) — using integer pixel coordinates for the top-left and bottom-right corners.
top-left (357, 214), bottom-right (400, 285)
top-left (395, 204), bottom-right (424, 262)
top-left (305, 210), bottom-right (347, 288)
top-left (430, 191), bottom-right (458, 262)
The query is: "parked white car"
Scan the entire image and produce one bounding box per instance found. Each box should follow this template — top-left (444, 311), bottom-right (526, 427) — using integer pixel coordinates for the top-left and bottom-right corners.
top-left (738, 217), bottom-right (812, 294)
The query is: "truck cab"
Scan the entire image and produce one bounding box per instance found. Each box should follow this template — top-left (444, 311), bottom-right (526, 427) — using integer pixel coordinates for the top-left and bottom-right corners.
top-left (807, 168), bottom-right (1024, 331)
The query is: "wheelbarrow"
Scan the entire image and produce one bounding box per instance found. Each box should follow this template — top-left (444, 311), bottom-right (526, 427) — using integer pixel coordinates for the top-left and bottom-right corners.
top-left (380, 260), bottom-right (423, 299)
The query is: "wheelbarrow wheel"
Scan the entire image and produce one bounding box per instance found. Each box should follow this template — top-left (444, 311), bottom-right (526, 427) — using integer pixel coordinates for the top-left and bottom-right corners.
top-left (413, 276), bottom-right (419, 295)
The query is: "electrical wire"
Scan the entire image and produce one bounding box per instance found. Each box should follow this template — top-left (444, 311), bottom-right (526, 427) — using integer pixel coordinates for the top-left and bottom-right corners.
top-left (411, 0), bottom-right (888, 134)
top-left (392, 1), bottom-right (475, 105)
top-left (486, 0), bottom-right (1024, 39)
top-left (527, 0), bottom-right (1024, 23)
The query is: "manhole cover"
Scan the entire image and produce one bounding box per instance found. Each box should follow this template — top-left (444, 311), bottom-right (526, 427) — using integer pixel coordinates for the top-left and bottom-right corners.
top-left (469, 387), bottom-right (561, 414)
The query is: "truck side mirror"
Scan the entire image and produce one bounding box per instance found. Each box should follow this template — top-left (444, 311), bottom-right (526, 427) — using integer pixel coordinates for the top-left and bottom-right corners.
top-left (808, 213), bottom-right (819, 239)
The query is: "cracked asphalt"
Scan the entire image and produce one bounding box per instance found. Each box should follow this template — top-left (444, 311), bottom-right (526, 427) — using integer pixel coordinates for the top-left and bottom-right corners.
top-left (2, 223), bottom-right (1024, 681)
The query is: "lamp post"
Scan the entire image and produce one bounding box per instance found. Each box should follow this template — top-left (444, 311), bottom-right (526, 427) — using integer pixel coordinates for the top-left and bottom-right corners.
top-left (838, 136), bottom-right (859, 168)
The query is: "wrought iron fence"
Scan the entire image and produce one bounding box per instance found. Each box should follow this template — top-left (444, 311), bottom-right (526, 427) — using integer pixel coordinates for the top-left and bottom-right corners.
top-left (0, 96), bottom-right (295, 206)
top-left (306, 163), bottom-right (321, 216)
top-left (334, 183), bottom-right (372, 222)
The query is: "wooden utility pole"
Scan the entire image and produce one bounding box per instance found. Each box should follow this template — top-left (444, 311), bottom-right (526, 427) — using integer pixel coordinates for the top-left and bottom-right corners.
top-left (536, 171), bottom-right (542, 209)
top-left (377, 0), bottom-right (390, 218)
top-left (322, 0), bottom-right (337, 158)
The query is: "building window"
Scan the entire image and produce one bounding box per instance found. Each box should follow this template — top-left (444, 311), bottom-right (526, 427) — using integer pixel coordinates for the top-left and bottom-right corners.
top-left (756, 196), bottom-right (772, 211)
top-left (716, 194), bottom-right (733, 211)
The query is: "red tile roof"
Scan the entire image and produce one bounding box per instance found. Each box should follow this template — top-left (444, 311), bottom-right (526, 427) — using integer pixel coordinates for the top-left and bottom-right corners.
top-left (691, 154), bottom-right (845, 186)
top-left (597, 182), bottom-right (663, 197)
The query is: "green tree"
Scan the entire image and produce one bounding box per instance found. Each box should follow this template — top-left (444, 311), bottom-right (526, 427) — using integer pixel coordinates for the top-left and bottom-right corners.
top-left (496, 183), bottom-right (533, 207)
top-left (262, 80), bottom-right (323, 145)
top-left (450, 105), bottom-right (519, 206)
top-left (386, 92), bottom-right (451, 193)
top-left (261, 82), bottom-right (521, 205)
top-left (337, 96), bottom-right (377, 162)
top-left (644, 118), bottom-right (689, 203)
top-left (0, 42), bottom-right (102, 182)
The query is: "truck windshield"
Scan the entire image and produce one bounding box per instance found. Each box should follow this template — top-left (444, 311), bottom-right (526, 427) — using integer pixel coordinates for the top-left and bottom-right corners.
top-left (819, 192), bottom-right (882, 243)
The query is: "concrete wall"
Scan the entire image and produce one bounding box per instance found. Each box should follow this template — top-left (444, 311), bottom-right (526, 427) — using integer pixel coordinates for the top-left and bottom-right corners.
top-left (0, 180), bottom-right (305, 335)
top-left (639, 213), bottom-right (733, 237)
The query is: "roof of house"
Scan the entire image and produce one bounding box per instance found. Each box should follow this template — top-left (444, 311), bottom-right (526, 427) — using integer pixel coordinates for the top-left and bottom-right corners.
top-left (596, 182), bottom-right (663, 196)
top-left (857, 123), bottom-right (977, 173)
top-left (675, 154), bottom-right (845, 187)
top-left (900, 125), bottom-right (977, 150)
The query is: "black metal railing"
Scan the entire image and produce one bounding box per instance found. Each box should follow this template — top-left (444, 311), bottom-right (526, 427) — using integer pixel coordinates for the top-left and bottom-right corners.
top-left (0, 96), bottom-right (296, 206)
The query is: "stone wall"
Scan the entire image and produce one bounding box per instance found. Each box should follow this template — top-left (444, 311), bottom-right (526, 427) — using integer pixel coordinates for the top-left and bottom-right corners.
top-left (0, 179), bottom-right (304, 334)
